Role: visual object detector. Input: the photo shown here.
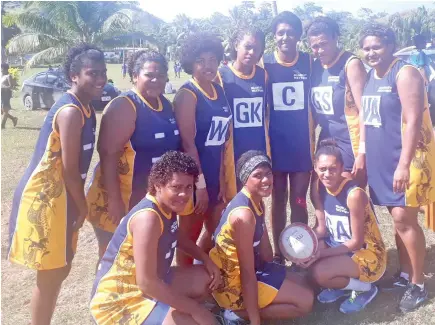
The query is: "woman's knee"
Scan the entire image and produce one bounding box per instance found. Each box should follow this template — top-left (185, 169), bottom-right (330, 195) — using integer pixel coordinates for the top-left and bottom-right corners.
top-left (391, 207), bottom-right (419, 232)
top-left (310, 262), bottom-right (328, 286)
top-left (36, 264), bottom-right (71, 288)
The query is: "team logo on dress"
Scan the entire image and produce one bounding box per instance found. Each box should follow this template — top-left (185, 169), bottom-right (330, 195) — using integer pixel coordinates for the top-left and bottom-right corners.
top-left (233, 97), bottom-right (263, 128)
top-left (171, 221), bottom-right (178, 233)
top-left (327, 76), bottom-right (340, 83)
top-left (205, 116), bottom-right (231, 146)
top-left (377, 86), bottom-right (392, 93)
top-left (335, 205), bottom-right (349, 214)
top-left (169, 118), bottom-right (176, 124)
top-left (311, 86), bottom-right (334, 115)
top-left (294, 73), bottom-right (308, 80)
top-left (272, 81), bottom-right (305, 111)
top-left (362, 95), bottom-right (382, 127)
top-left (251, 86), bottom-right (264, 93)
top-left (222, 106), bottom-right (230, 113)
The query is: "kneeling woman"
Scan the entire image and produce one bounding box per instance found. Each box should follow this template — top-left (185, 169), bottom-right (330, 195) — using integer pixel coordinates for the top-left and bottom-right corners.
top-left (210, 150), bottom-right (314, 325)
top-left (90, 151), bottom-right (221, 325)
top-left (307, 140), bottom-right (387, 314)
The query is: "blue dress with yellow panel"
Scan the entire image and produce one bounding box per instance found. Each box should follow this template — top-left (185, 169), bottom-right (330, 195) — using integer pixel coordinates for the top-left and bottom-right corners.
top-left (90, 194), bottom-right (178, 325)
top-left (210, 188), bottom-right (286, 310)
top-left (86, 89), bottom-right (180, 234)
top-left (8, 91), bottom-right (96, 270)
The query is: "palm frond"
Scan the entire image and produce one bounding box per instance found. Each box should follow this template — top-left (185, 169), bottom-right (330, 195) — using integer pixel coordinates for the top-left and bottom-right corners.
top-left (26, 46), bottom-right (68, 67)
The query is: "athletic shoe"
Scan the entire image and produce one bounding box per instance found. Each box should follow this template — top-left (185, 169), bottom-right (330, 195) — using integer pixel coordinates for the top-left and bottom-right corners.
top-left (339, 285), bottom-right (378, 314)
top-left (317, 288), bottom-right (350, 304)
top-left (216, 310), bottom-right (249, 325)
top-left (377, 271), bottom-right (409, 291)
top-left (399, 284), bottom-right (428, 313)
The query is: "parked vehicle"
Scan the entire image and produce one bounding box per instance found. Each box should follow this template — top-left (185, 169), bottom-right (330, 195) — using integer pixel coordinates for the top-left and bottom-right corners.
top-left (21, 69), bottom-right (70, 110)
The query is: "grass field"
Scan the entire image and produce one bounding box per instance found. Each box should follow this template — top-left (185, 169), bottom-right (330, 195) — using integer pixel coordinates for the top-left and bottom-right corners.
top-left (1, 64), bottom-right (435, 325)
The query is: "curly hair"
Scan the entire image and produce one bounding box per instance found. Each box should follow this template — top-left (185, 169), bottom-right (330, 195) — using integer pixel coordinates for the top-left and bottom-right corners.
top-left (306, 16), bottom-right (340, 39)
top-left (229, 27), bottom-right (265, 61)
top-left (147, 151), bottom-right (199, 195)
top-left (127, 49), bottom-right (168, 83)
top-left (314, 138), bottom-right (343, 166)
top-left (180, 32), bottom-right (224, 75)
top-left (359, 23), bottom-right (396, 51)
top-left (63, 43), bottom-right (105, 82)
top-left (270, 11), bottom-right (302, 38)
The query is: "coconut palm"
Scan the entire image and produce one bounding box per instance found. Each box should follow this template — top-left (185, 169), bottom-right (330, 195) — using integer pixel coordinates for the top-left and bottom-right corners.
top-left (3, 1), bottom-right (140, 67)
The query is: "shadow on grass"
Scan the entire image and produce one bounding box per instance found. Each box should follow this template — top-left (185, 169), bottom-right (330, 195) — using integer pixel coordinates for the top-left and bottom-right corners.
top-left (266, 245), bottom-right (435, 325)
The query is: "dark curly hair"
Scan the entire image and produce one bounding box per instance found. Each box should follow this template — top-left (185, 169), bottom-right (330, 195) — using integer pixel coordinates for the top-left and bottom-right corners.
top-left (306, 16), bottom-right (340, 39)
top-left (63, 43), bottom-right (105, 82)
top-left (314, 138), bottom-right (343, 166)
top-left (359, 23), bottom-right (396, 51)
top-left (180, 32), bottom-right (224, 75)
top-left (229, 27), bottom-right (265, 61)
top-left (127, 49), bottom-right (168, 83)
top-left (147, 151), bottom-right (199, 195)
top-left (270, 11), bottom-right (302, 38)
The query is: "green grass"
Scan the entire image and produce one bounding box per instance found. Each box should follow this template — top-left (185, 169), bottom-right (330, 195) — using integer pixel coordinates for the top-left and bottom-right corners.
top-left (1, 64), bottom-right (435, 325)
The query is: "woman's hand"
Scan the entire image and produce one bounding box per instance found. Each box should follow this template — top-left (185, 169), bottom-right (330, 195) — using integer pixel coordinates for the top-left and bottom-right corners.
top-left (203, 257), bottom-right (222, 291)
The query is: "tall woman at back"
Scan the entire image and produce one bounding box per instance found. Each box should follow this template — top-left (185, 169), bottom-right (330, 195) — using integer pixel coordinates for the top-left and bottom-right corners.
top-left (216, 27), bottom-right (269, 194)
top-left (174, 32), bottom-right (232, 265)
top-left (86, 50), bottom-right (180, 259)
top-left (8, 44), bottom-right (106, 324)
top-left (307, 17), bottom-right (367, 185)
top-left (360, 24), bottom-right (435, 312)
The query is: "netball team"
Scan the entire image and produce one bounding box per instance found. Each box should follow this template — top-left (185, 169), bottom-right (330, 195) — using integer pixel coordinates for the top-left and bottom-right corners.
top-left (7, 12), bottom-right (435, 325)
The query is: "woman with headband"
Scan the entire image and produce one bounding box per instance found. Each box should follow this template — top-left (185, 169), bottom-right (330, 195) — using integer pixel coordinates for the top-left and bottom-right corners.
top-left (210, 150), bottom-right (314, 325)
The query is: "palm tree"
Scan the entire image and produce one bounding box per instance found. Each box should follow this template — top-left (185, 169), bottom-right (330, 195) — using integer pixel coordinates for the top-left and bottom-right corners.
top-left (3, 1), bottom-right (140, 67)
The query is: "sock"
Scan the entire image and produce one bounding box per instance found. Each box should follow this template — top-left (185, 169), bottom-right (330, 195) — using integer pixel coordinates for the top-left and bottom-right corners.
top-left (224, 309), bottom-right (242, 321)
top-left (400, 272), bottom-right (410, 281)
top-left (415, 283), bottom-right (425, 290)
top-left (342, 278), bottom-right (371, 292)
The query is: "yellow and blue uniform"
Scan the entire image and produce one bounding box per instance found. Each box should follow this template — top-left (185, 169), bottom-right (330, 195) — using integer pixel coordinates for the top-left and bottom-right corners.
top-left (180, 79), bottom-right (232, 205)
top-left (319, 179), bottom-right (387, 282)
top-left (311, 51), bottom-right (360, 171)
top-left (8, 91), bottom-right (96, 270)
top-left (217, 64), bottom-right (269, 194)
top-left (210, 188), bottom-right (286, 310)
top-left (86, 89), bottom-right (180, 233)
top-left (263, 51), bottom-right (314, 172)
top-left (90, 194), bottom-right (178, 325)
top-left (362, 59), bottom-right (435, 207)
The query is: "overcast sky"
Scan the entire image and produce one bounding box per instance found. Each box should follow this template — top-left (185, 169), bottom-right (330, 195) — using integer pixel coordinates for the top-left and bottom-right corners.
top-left (139, 0), bottom-right (435, 22)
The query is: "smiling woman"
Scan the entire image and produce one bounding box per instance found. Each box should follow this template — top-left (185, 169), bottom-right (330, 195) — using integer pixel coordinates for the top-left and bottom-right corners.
top-left (7, 43), bottom-right (106, 325)
top-left (173, 32), bottom-right (232, 266)
top-left (360, 23), bottom-right (435, 313)
top-left (262, 11), bottom-right (313, 264)
top-left (86, 50), bottom-right (181, 261)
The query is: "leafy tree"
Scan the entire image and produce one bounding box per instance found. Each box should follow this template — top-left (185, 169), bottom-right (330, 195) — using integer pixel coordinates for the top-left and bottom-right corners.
top-left (4, 1), bottom-right (141, 66)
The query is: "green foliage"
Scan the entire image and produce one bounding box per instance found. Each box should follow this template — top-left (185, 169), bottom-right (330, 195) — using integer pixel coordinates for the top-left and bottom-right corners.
top-left (8, 67), bottom-right (20, 92)
top-left (4, 1), bottom-right (141, 67)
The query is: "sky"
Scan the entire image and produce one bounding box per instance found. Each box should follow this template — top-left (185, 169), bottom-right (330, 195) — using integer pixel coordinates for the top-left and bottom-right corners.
top-left (139, 0), bottom-right (435, 22)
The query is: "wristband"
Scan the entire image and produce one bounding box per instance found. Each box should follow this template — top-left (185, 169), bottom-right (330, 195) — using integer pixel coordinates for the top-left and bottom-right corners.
top-left (358, 141), bottom-right (366, 155)
top-left (195, 173), bottom-right (206, 189)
